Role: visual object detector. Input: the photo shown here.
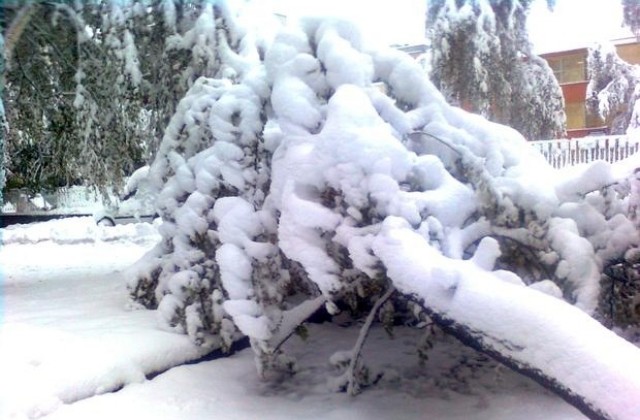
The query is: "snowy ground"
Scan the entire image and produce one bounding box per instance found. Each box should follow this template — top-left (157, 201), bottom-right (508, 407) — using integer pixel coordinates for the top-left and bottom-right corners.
top-left (1, 218), bottom-right (587, 419)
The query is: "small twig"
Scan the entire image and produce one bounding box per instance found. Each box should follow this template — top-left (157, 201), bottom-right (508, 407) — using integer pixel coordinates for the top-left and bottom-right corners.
top-left (346, 285), bottom-right (396, 396)
top-left (270, 295), bottom-right (327, 353)
top-left (407, 130), bottom-right (463, 156)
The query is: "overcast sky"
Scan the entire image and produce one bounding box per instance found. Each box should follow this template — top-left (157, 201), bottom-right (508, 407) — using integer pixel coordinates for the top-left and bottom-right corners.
top-left (270, 0), bottom-right (633, 53)
top-left (528, 0), bottom-right (633, 54)
top-left (270, 0), bottom-right (426, 47)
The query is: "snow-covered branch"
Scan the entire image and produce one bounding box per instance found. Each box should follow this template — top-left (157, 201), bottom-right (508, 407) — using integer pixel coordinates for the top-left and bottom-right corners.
top-left (126, 5), bottom-right (640, 416)
top-left (373, 217), bottom-right (640, 420)
top-left (345, 285), bottom-right (395, 396)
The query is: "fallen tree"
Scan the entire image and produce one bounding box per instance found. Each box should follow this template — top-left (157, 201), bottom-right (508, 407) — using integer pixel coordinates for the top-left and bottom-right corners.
top-left (375, 218), bottom-right (640, 419)
top-left (127, 3), bottom-right (640, 418)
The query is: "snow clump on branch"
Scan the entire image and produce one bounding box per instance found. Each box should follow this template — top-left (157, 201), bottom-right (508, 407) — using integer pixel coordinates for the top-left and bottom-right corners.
top-left (127, 3), bottom-right (640, 418)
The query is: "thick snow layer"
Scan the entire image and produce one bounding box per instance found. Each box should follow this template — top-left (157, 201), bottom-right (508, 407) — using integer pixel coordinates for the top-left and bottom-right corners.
top-left (0, 219), bottom-right (213, 419)
top-left (1, 217), bottom-right (159, 246)
top-left (546, 217), bottom-right (601, 312)
top-left (373, 217), bottom-right (640, 420)
top-left (40, 323), bottom-right (586, 420)
top-left (555, 161), bottom-right (616, 202)
top-left (0, 219), bottom-right (592, 419)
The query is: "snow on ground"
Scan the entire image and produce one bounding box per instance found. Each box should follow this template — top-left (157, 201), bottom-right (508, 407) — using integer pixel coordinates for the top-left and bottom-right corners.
top-left (1, 218), bottom-right (585, 419)
top-left (0, 216), bottom-right (159, 246)
top-left (42, 324), bottom-right (585, 420)
top-left (0, 218), bottom-right (212, 419)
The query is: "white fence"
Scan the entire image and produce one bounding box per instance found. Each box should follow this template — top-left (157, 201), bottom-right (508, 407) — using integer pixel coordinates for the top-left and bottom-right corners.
top-left (530, 135), bottom-right (640, 169)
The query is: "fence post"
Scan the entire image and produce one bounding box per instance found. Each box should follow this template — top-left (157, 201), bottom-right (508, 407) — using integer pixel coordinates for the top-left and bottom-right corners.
top-left (530, 135), bottom-right (640, 169)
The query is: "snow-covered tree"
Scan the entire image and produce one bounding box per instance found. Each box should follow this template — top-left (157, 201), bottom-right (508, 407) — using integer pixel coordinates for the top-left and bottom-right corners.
top-left (59, 1), bottom-right (151, 191)
top-left (3, 1), bottom-right (141, 191)
top-left (0, 31), bottom-right (5, 204)
top-left (587, 42), bottom-right (640, 135)
top-left (426, 0), bottom-right (565, 140)
top-left (3, 2), bottom-right (81, 191)
top-left (3, 0), bottom-right (229, 193)
top-left (622, 0), bottom-right (640, 36)
top-left (126, 3), bottom-right (640, 418)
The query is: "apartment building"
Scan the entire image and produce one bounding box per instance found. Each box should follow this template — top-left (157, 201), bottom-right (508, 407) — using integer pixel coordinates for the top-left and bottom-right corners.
top-left (541, 37), bottom-right (640, 138)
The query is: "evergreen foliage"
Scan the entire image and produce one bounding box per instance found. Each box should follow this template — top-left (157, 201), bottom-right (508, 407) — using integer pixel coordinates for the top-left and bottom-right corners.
top-left (587, 42), bottom-right (640, 135)
top-left (2, 0), bottom-right (221, 194)
top-left (426, 0), bottom-right (565, 140)
top-left (4, 3), bottom-right (77, 191)
top-left (126, 4), bottom-right (640, 417)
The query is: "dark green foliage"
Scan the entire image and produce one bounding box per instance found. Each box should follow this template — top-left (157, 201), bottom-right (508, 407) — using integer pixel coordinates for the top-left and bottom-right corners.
top-left (2, 0), bottom-right (214, 195)
top-left (4, 3), bottom-right (83, 193)
top-left (427, 0), bottom-right (565, 140)
top-left (601, 253), bottom-right (640, 327)
top-left (1, 33), bottom-right (5, 203)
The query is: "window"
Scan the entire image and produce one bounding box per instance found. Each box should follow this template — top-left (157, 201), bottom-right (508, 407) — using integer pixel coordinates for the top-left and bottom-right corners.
top-left (547, 52), bottom-right (587, 84)
top-left (565, 101), bottom-right (585, 129)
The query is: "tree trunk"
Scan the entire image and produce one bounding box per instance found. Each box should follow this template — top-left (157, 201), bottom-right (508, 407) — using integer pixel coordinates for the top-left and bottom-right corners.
top-left (373, 218), bottom-right (640, 420)
top-left (425, 308), bottom-right (609, 420)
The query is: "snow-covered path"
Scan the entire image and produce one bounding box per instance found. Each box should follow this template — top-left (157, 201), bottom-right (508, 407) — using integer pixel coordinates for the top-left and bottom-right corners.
top-left (0, 219), bottom-right (211, 419)
top-left (0, 218), bottom-right (585, 419)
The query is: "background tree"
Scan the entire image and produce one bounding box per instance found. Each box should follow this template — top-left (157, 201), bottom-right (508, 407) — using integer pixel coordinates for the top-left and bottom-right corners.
top-left (426, 0), bottom-right (565, 140)
top-left (584, 0), bottom-right (640, 137)
top-left (586, 42), bottom-right (640, 135)
top-left (2, 0), bottom-right (222, 194)
top-left (4, 2), bottom-right (86, 192)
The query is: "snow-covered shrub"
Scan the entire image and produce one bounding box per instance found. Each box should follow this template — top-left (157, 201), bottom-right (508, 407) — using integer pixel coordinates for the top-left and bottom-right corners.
top-left (129, 4), bottom-right (640, 418)
top-left (598, 167), bottom-right (640, 327)
top-left (128, 3), bottom-right (278, 353)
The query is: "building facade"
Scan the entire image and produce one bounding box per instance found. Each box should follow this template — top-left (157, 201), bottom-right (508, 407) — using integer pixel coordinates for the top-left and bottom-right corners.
top-left (541, 38), bottom-right (640, 139)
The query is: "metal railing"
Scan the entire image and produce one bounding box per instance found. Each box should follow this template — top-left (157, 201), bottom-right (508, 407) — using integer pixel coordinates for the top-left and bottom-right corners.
top-left (530, 135), bottom-right (640, 169)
